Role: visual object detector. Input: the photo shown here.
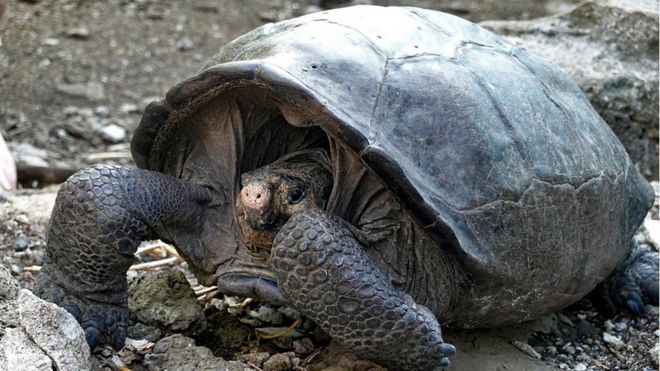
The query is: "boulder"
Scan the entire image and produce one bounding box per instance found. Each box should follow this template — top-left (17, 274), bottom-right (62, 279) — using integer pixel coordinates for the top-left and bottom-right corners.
top-left (128, 270), bottom-right (206, 334)
top-left (18, 290), bottom-right (91, 371)
top-left (482, 0), bottom-right (659, 179)
top-left (0, 327), bottom-right (53, 371)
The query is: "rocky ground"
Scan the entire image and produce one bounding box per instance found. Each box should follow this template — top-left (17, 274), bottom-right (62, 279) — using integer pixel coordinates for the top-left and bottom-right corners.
top-left (0, 182), bottom-right (658, 371)
top-left (0, 0), bottom-right (658, 370)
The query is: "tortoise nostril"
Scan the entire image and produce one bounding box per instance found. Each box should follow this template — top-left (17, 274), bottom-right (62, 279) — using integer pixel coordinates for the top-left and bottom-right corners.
top-left (256, 194), bottom-right (261, 199)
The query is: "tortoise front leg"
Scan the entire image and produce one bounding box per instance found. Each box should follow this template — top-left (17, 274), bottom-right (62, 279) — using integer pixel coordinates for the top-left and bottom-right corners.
top-left (271, 209), bottom-right (455, 370)
top-left (33, 164), bottom-right (212, 350)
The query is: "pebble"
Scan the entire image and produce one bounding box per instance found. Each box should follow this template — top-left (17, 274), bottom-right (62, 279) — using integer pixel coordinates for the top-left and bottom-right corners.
top-left (66, 26), bottom-right (90, 39)
top-left (42, 37), bottom-right (60, 46)
top-left (14, 234), bottom-right (28, 252)
top-left (119, 103), bottom-right (140, 113)
top-left (14, 214), bottom-right (29, 224)
top-left (559, 363), bottom-right (568, 369)
top-left (602, 332), bottom-right (624, 349)
top-left (278, 306), bottom-right (300, 320)
top-left (547, 345), bottom-right (557, 356)
top-left (94, 105), bottom-right (111, 117)
top-left (56, 81), bottom-right (105, 102)
top-left (238, 352), bottom-right (270, 367)
top-left (176, 37), bottom-right (194, 51)
top-left (512, 340), bottom-right (542, 360)
top-left (574, 363), bottom-right (587, 371)
top-left (604, 320), bottom-right (615, 332)
top-left (98, 124), bottom-right (126, 143)
top-left (614, 321), bottom-right (628, 332)
top-left (293, 338), bottom-right (315, 355)
top-left (263, 352), bottom-right (293, 371)
top-left (249, 305), bottom-right (283, 326)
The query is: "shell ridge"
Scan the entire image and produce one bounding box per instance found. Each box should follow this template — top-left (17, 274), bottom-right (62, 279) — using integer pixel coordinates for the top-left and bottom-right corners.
top-left (453, 61), bottom-right (532, 172)
top-left (453, 171), bottom-right (618, 213)
top-left (308, 18), bottom-right (387, 59)
top-left (368, 59), bottom-right (390, 142)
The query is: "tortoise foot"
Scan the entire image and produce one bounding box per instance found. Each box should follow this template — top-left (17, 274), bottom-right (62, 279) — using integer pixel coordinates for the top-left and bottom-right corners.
top-left (271, 209), bottom-right (455, 370)
top-left (34, 272), bottom-right (129, 350)
top-left (597, 243), bottom-right (659, 316)
top-left (33, 164), bottom-right (212, 350)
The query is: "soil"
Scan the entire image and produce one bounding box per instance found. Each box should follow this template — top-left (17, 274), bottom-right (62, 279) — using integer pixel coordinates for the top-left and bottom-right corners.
top-left (0, 1), bottom-right (656, 371)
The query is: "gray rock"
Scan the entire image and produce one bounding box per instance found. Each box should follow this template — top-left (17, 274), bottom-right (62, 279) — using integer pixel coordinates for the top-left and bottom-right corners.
top-left (513, 340), bottom-right (543, 360)
top-left (201, 306), bottom-right (251, 350)
top-left (56, 81), bottom-right (105, 102)
top-left (128, 270), bottom-right (205, 334)
top-left (15, 234), bottom-right (28, 252)
top-left (65, 26), bottom-right (90, 39)
top-left (0, 327), bottom-right (53, 371)
top-left (249, 305), bottom-right (284, 326)
top-left (238, 351), bottom-right (270, 367)
top-left (574, 363), bottom-right (587, 371)
top-left (126, 322), bottom-right (162, 342)
top-left (263, 352), bottom-right (294, 371)
top-left (602, 332), bottom-right (624, 349)
top-left (10, 142), bottom-right (48, 167)
top-left (482, 0), bottom-right (659, 178)
top-left (18, 289), bottom-right (90, 371)
top-left (0, 265), bottom-right (20, 336)
top-left (98, 123), bottom-right (127, 143)
top-left (293, 337), bottom-right (316, 356)
top-left (145, 334), bottom-right (245, 371)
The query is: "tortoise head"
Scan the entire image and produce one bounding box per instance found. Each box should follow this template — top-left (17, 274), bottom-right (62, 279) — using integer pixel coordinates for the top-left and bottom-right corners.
top-left (237, 159), bottom-right (333, 252)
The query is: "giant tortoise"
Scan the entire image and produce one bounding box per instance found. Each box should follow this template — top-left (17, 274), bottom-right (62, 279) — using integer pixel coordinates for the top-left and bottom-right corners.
top-left (34, 5), bottom-right (658, 370)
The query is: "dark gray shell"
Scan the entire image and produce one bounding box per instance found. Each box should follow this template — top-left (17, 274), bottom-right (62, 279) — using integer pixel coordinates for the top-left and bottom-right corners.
top-left (132, 6), bottom-right (653, 325)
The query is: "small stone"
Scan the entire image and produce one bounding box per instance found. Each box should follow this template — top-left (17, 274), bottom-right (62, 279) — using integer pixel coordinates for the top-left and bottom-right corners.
top-left (263, 352), bottom-right (293, 371)
top-left (559, 363), bottom-right (568, 370)
top-left (547, 345), bottom-right (557, 356)
top-left (176, 37), bottom-right (194, 51)
top-left (604, 320), bottom-right (615, 332)
top-left (56, 81), bottom-right (105, 102)
top-left (574, 363), bottom-right (587, 371)
top-left (278, 306), bottom-right (300, 320)
top-left (98, 124), bottom-right (126, 143)
top-left (119, 103), bottom-right (139, 114)
top-left (293, 338), bottom-right (315, 355)
top-left (14, 234), bottom-right (28, 252)
top-left (602, 332), bottom-right (624, 349)
top-left (512, 340), bottom-right (542, 360)
top-left (65, 26), bottom-right (90, 39)
top-left (238, 352), bottom-right (270, 367)
top-left (94, 105), bottom-right (111, 117)
top-left (651, 342), bottom-right (659, 366)
top-left (614, 321), bottom-right (628, 332)
top-left (249, 305), bottom-right (283, 326)
top-left (126, 323), bottom-right (161, 342)
top-left (14, 214), bottom-right (29, 224)
top-left (42, 37), bottom-right (60, 46)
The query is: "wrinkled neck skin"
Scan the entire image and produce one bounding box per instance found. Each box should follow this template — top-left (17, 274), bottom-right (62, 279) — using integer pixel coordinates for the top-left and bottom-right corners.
top-left (202, 149), bottom-right (333, 305)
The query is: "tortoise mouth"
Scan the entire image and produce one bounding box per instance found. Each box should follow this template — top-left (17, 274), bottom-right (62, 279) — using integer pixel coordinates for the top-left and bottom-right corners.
top-left (215, 271), bottom-right (285, 305)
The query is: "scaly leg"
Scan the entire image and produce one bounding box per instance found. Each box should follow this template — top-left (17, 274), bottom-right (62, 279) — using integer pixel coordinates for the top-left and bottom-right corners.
top-left (271, 209), bottom-right (455, 370)
top-left (33, 164), bottom-right (211, 349)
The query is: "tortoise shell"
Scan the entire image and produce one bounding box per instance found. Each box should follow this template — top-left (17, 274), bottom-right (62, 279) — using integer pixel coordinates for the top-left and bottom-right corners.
top-left (131, 6), bottom-right (653, 326)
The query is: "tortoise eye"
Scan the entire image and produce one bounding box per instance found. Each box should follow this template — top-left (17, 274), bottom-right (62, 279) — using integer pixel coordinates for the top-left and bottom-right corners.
top-left (286, 187), bottom-right (306, 205)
